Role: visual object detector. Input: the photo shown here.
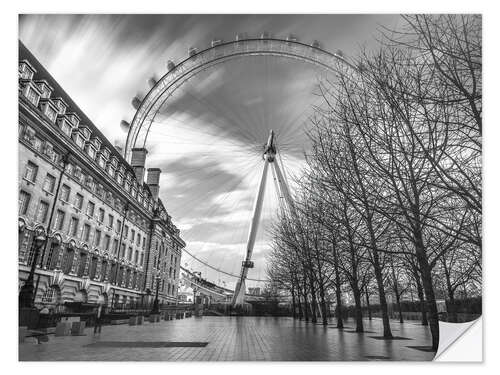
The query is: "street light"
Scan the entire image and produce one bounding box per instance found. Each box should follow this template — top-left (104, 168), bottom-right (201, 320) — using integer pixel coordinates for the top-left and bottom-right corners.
top-left (19, 226), bottom-right (47, 308)
top-left (151, 274), bottom-right (161, 314)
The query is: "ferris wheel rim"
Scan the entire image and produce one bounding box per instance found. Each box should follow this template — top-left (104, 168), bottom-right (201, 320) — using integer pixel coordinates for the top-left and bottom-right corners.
top-left (124, 37), bottom-right (354, 160)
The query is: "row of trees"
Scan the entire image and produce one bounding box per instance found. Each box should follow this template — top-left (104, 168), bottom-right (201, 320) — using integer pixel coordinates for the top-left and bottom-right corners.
top-left (267, 15), bottom-right (481, 351)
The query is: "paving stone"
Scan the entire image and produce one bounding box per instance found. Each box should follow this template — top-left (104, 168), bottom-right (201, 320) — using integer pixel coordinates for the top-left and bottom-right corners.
top-left (19, 316), bottom-right (436, 361)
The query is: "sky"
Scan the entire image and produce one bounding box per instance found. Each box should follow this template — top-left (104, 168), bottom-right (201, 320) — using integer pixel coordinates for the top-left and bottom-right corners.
top-left (19, 14), bottom-right (401, 291)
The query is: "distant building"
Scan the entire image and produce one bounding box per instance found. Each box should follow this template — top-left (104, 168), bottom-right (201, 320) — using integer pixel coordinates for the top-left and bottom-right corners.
top-left (18, 41), bottom-right (185, 310)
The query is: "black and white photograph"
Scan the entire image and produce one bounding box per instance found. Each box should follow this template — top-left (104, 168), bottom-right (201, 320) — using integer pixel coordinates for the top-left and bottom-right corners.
top-left (14, 9), bottom-right (483, 363)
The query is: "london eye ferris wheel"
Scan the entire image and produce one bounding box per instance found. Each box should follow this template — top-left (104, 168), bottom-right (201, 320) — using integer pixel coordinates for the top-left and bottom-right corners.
top-left (121, 34), bottom-right (351, 305)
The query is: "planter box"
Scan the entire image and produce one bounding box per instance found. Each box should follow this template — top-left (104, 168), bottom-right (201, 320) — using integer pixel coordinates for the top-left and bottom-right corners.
top-left (137, 315), bottom-right (144, 325)
top-left (71, 321), bottom-right (86, 336)
top-left (55, 322), bottom-right (72, 336)
top-left (129, 316), bottom-right (138, 325)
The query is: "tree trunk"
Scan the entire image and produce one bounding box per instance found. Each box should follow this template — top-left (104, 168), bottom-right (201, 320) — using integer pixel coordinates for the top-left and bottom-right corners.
top-left (415, 273), bottom-right (428, 325)
top-left (365, 285), bottom-right (372, 320)
top-left (309, 274), bottom-right (318, 323)
top-left (371, 243), bottom-right (393, 338)
top-left (291, 285), bottom-right (297, 319)
top-left (302, 278), bottom-right (310, 322)
top-left (318, 283), bottom-right (328, 325)
top-left (352, 286), bottom-right (364, 332)
top-left (444, 268), bottom-right (458, 323)
top-left (415, 228), bottom-right (439, 351)
top-left (332, 238), bottom-right (344, 328)
top-left (392, 264), bottom-right (404, 323)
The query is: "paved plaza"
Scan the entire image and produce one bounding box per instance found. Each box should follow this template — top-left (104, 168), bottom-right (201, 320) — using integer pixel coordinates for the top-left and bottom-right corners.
top-left (19, 316), bottom-right (436, 361)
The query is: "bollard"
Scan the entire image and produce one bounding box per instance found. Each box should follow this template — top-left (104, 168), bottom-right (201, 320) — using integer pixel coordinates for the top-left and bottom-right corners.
top-left (129, 316), bottom-right (138, 326)
top-left (137, 315), bottom-right (144, 325)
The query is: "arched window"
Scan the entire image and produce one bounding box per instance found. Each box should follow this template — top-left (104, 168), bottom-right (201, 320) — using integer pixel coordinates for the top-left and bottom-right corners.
top-left (89, 256), bottom-right (98, 279)
top-left (62, 248), bottom-right (74, 274)
top-left (100, 261), bottom-right (108, 282)
top-left (77, 252), bottom-right (87, 277)
top-left (45, 241), bottom-right (61, 270)
top-left (109, 263), bottom-right (117, 284)
top-left (116, 266), bottom-right (124, 286)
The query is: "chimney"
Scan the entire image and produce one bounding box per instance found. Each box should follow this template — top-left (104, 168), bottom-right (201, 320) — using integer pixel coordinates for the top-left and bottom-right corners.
top-left (131, 148), bottom-right (148, 183)
top-left (147, 168), bottom-right (161, 201)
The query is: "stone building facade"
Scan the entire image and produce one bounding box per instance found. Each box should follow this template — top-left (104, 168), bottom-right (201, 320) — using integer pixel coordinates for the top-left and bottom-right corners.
top-left (18, 42), bottom-right (185, 311)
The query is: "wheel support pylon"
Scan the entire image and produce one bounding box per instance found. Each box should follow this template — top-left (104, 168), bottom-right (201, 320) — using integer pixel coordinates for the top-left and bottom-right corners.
top-left (231, 130), bottom-right (294, 307)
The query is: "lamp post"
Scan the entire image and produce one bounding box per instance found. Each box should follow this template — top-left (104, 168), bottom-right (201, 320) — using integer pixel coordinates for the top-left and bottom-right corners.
top-left (151, 274), bottom-right (161, 314)
top-left (19, 226), bottom-right (47, 308)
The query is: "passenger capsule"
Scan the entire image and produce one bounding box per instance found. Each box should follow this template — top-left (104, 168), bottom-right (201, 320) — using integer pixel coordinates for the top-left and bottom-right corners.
top-left (286, 34), bottom-right (298, 44)
top-left (147, 76), bottom-right (157, 88)
top-left (167, 60), bottom-right (176, 71)
top-left (336, 49), bottom-right (344, 57)
top-left (131, 96), bottom-right (142, 110)
top-left (188, 47), bottom-right (198, 57)
top-left (311, 40), bottom-right (322, 49)
top-left (120, 120), bottom-right (130, 132)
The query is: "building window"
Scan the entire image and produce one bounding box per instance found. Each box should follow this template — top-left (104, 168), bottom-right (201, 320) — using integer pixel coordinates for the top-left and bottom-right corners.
top-left (45, 241), bottom-right (60, 270)
top-left (19, 190), bottom-right (31, 215)
top-left (116, 220), bottom-right (122, 234)
top-left (74, 193), bottom-right (83, 210)
top-left (89, 256), bottom-right (98, 279)
top-left (36, 201), bottom-right (50, 223)
top-left (134, 250), bottom-right (139, 264)
top-left (100, 261), bottom-right (108, 282)
top-left (94, 229), bottom-right (101, 247)
top-left (60, 184), bottom-right (70, 202)
top-left (82, 224), bottom-right (91, 242)
top-left (68, 217), bottom-right (79, 237)
top-left (62, 249), bottom-right (74, 274)
top-left (98, 208), bottom-right (105, 223)
top-left (45, 105), bottom-right (57, 122)
top-left (24, 161), bottom-right (38, 183)
top-left (127, 246), bottom-right (133, 261)
top-left (77, 252), bottom-right (87, 277)
top-left (43, 173), bottom-right (56, 194)
top-left (86, 201), bottom-right (95, 217)
top-left (104, 234), bottom-right (111, 251)
top-left (124, 225), bottom-right (129, 238)
top-left (108, 214), bottom-right (114, 229)
top-left (140, 253), bottom-right (144, 266)
top-left (136, 233), bottom-right (141, 246)
top-left (54, 209), bottom-right (65, 231)
top-left (25, 86), bottom-right (40, 106)
top-left (131, 229), bottom-right (135, 242)
top-left (60, 120), bottom-right (71, 136)
top-left (120, 243), bottom-right (126, 258)
top-left (142, 237), bottom-right (146, 250)
top-left (112, 239), bottom-right (118, 255)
